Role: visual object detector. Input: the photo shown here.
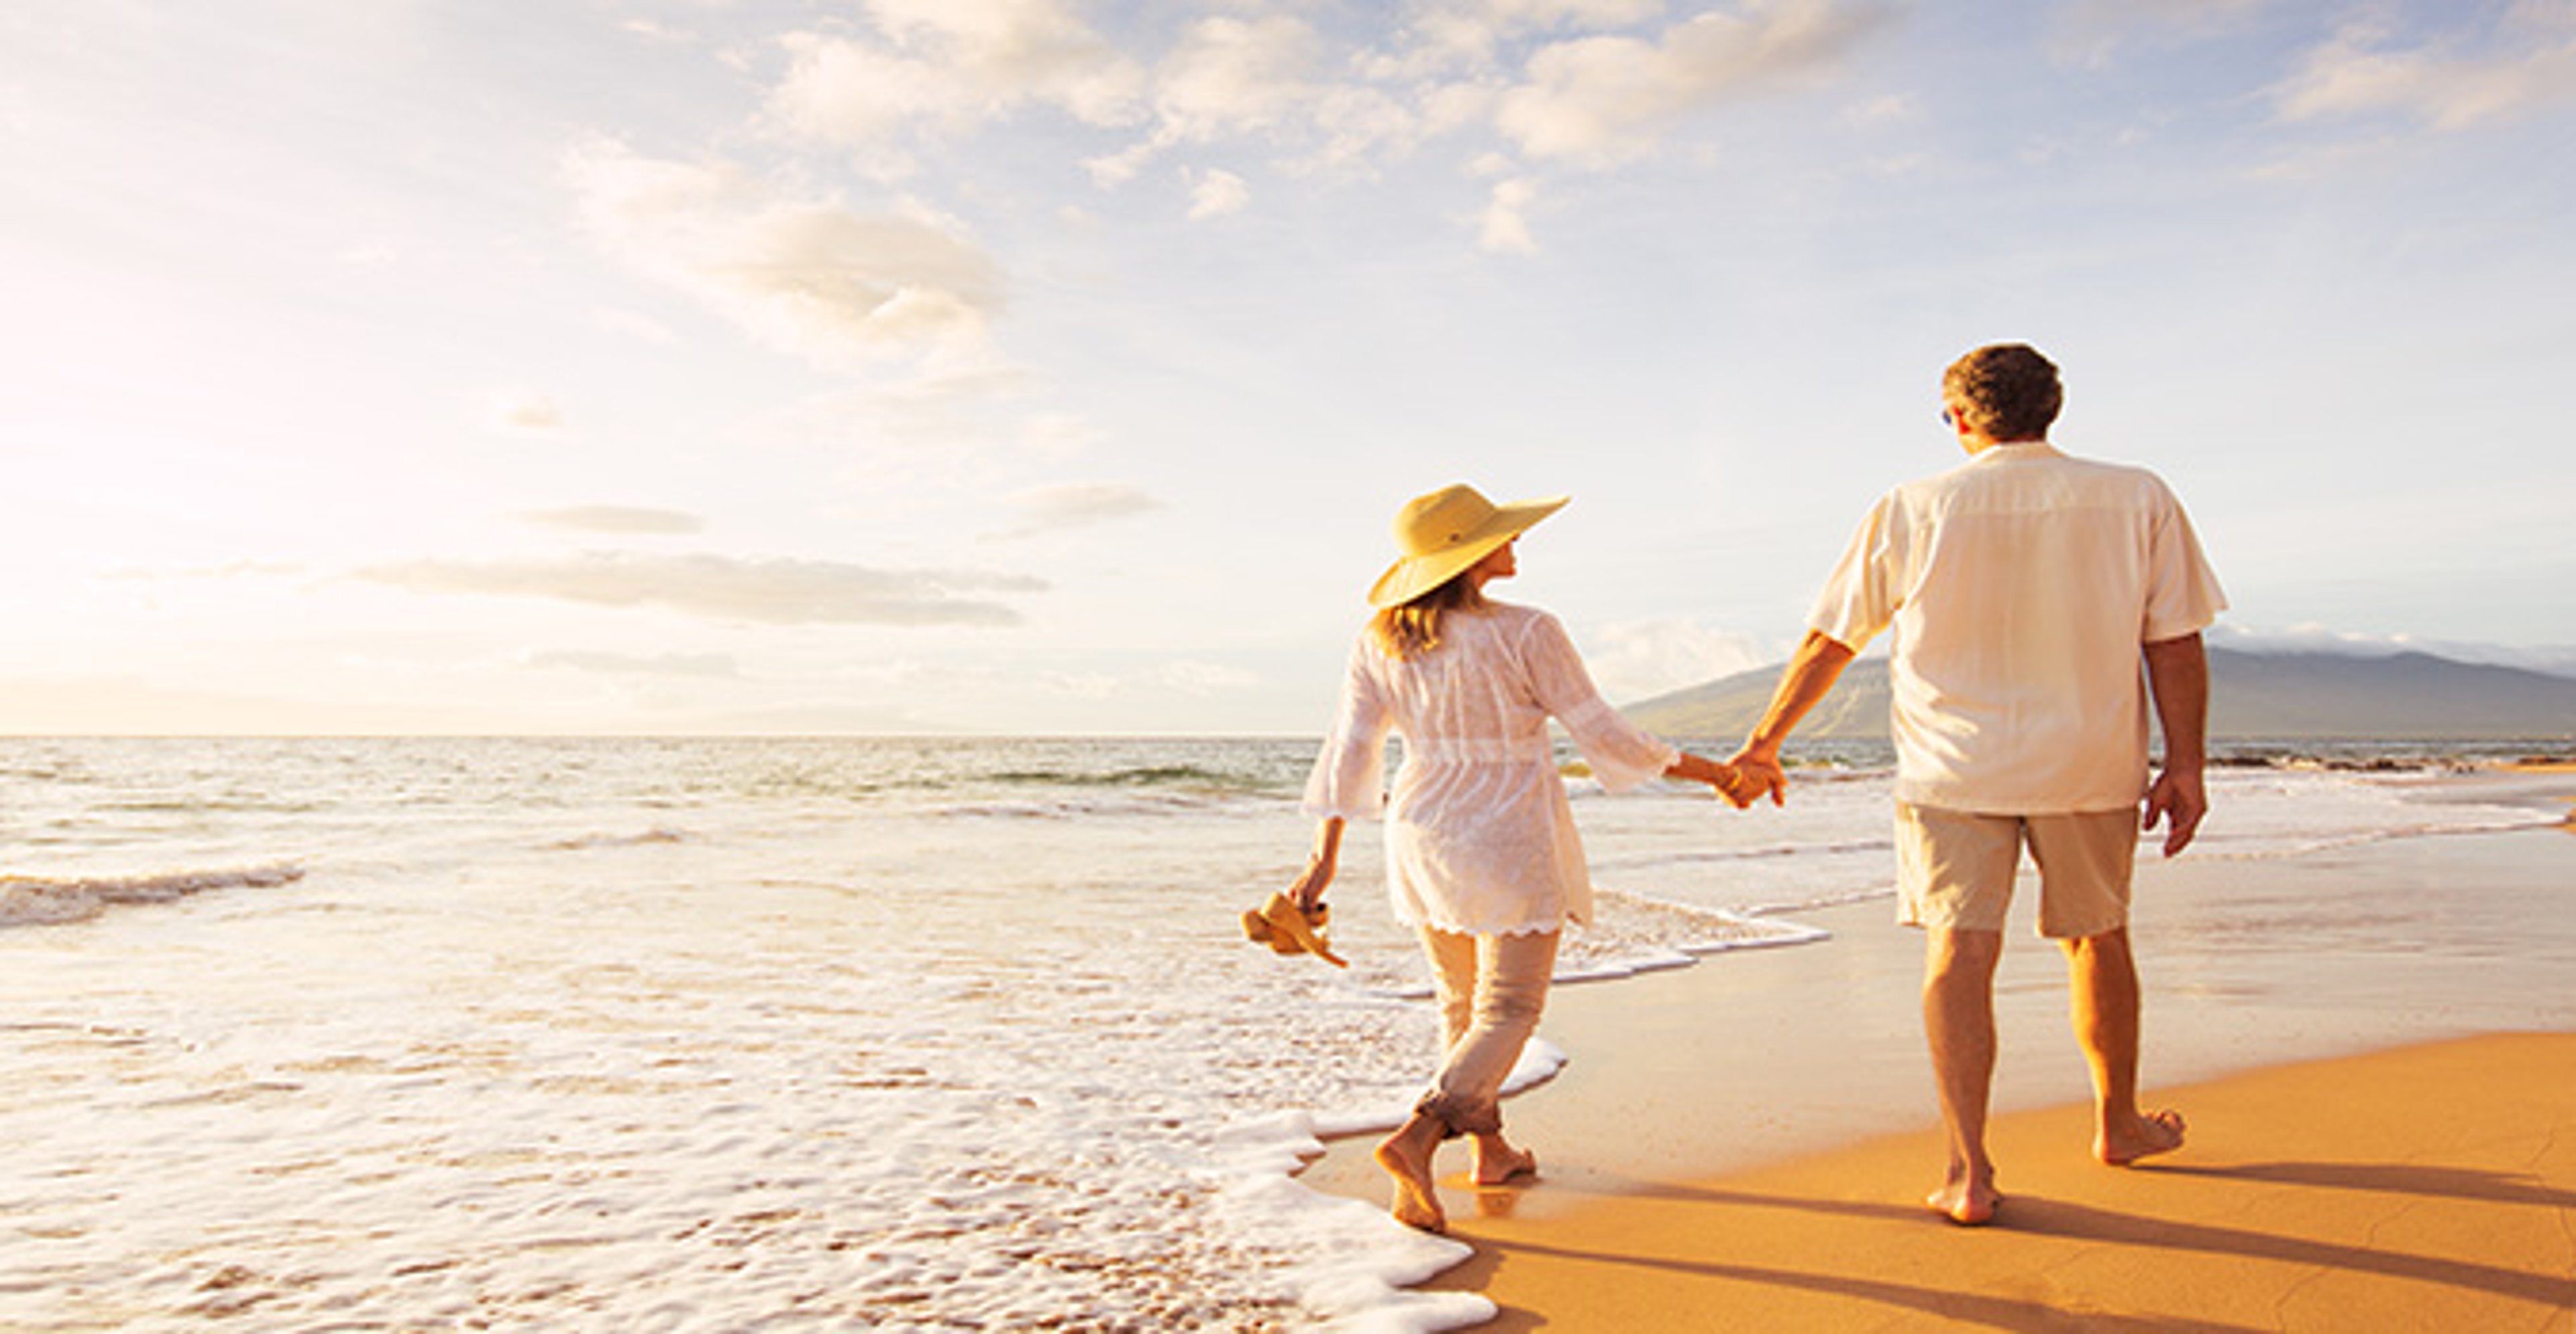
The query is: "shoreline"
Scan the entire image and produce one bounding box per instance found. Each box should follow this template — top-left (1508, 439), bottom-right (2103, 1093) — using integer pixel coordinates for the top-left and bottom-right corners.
top-left (1297, 812), bottom-right (2576, 1327)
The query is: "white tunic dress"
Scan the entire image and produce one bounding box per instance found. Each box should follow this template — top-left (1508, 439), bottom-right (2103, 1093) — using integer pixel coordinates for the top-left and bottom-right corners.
top-left (1301, 602), bottom-right (1680, 936)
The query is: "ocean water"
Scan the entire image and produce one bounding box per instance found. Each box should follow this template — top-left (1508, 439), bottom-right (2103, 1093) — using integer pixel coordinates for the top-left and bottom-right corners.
top-left (0, 736), bottom-right (2561, 1331)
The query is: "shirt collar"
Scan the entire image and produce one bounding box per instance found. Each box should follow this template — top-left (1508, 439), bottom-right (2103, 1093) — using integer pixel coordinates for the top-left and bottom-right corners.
top-left (1971, 441), bottom-right (2063, 464)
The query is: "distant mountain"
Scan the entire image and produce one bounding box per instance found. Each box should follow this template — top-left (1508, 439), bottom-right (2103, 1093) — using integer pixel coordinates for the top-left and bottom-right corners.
top-left (1621, 648), bottom-right (2576, 744)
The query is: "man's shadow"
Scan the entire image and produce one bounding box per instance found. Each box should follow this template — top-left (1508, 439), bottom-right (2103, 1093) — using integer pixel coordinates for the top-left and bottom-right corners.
top-left (1439, 1164), bottom-right (2575, 1331)
top-left (2149, 1158), bottom-right (2576, 1210)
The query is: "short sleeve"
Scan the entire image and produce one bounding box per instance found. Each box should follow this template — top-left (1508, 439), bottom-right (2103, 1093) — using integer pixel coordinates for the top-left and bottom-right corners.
top-left (2141, 478), bottom-right (2228, 643)
top-left (1517, 611), bottom-right (1678, 793)
top-left (1807, 493), bottom-right (1900, 652)
top-left (1301, 633), bottom-right (1395, 820)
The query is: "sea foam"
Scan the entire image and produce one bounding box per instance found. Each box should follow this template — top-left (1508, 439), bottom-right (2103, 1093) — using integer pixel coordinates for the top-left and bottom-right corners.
top-left (0, 864), bottom-right (305, 927)
top-left (0, 737), bottom-right (2554, 1330)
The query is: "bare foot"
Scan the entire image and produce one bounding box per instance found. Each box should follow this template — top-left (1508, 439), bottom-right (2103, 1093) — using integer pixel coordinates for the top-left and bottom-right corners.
top-left (1471, 1142), bottom-right (1537, 1186)
top-left (1925, 1164), bottom-right (2003, 1227)
top-left (2098, 1107), bottom-right (2186, 1166)
top-left (1374, 1127), bottom-right (1446, 1233)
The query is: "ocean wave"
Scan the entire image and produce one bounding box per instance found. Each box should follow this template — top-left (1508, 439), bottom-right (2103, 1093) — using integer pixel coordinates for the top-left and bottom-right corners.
top-left (0, 864), bottom-right (306, 929)
top-left (2210, 744), bottom-right (2576, 772)
top-left (542, 828), bottom-right (690, 852)
top-left (2191, 809), bottom-right (2563, 862)
top-left (1364, 887), bottom-right (1834, 998)
top-left (1560, 886), bottom-right (1832, 979)
top-left (988, 763), bottom-right (1258, 790)
top-left (1607, 837), bottom-right (1894, 866)
top-left (934, 788), bottom-right (1297, 821)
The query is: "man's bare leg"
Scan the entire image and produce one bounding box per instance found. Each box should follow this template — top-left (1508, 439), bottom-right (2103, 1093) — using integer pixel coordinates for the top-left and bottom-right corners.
top-left (1923, 927), bottom-right (2006, 1224)
top-left (1469, 1130), bottom-right (1536, 1185)
top-left (1373, 1112), bottom-right (1448, 1231)
top-left (2063, 928), bottom-right (2187, 1165)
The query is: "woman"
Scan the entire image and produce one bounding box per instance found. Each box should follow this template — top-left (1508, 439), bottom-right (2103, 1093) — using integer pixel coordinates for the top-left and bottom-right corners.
top-left (1289, 482), bottom-right (1750, 1233)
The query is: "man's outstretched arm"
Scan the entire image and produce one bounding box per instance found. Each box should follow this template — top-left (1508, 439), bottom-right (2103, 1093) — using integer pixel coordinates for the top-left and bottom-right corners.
top-left (2142, 632), bottom-right (2210, 857)
top-left (1727, 630), bottom-right (1859, 805)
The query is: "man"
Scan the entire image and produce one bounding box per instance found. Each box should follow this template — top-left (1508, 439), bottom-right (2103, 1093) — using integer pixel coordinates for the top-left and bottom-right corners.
top-left (1729, 343), bottom-right (2226, 1225)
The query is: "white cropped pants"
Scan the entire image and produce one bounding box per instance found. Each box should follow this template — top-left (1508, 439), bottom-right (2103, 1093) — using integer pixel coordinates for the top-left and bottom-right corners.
top-left (1412, 926), bottom-right (1559, 1136)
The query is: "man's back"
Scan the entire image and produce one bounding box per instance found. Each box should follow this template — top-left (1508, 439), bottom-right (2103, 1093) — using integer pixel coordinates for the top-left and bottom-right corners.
top-left (1809, 442), bottom-right (2224, 814)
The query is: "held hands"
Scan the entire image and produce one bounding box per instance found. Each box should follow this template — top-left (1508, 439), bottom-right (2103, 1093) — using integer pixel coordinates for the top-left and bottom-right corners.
top-left (1674, 752), bottom-right (1774, 809)
top-left (1723, 745), bottom-right (1789, 808)
top-left (1711, 764), bottom-right (1764, 809)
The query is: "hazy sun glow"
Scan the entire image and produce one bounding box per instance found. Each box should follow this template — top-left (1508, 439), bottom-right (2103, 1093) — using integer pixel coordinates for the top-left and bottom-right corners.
top-left (3, 3), bottom-right (2571, 734)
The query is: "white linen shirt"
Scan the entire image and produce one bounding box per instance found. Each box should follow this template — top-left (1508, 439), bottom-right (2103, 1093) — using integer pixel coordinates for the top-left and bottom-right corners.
top-left (1809, 443), bottom-right (2227, 815)
top-left (1303, 601), bottom-right (1679, 936)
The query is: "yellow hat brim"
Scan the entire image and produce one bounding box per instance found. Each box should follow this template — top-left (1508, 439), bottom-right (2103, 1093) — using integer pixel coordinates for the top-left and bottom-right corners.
top-left (1366, 495), bottom-right (1566, 607)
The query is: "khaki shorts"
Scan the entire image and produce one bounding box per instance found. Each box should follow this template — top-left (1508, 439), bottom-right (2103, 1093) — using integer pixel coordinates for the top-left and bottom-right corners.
top-left (1894, 803), bottom-right (2139, 938)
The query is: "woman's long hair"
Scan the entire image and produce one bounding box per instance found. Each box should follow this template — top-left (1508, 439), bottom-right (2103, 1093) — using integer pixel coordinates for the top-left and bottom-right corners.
top-left (1370, 572), bottom-right (1486, 661)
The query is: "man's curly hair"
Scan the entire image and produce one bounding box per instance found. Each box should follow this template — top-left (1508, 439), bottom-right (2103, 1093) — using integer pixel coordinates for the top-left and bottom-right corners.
top-left (1943, 344), bottom-right (2063, 442)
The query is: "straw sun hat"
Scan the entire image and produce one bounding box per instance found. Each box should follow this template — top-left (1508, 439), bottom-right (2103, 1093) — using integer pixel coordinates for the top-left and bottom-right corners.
top-left (1366, 483), bottom-right (1570, 608)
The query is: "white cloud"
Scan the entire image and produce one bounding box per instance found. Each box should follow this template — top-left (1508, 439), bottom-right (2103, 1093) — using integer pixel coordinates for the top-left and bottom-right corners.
top-left (872, 0), bottom-right (1144, 123)
top-left (765, 1), bottom-right (1144, 154)
top-left (1151, 14), bottom-right (1323, 146)
top-left (566, 140), bottom-right (1004, 369)
top-left (1582, 617), bottom-right (1770, 703)
top-left (1087, 17), bottom-right (1429, 178)
top-left (1478, 177), bottom-right (1542, 254)
top-left (767, 36), bottom-right (958, 158)
top-left (359, 553), bottom-right (1044, 627)
top-left (1083, 140), bottom-right (1161, 187)
top-left (1187, 167), bottom-right (1250, 219)
top-left (749, 0), bottom-right (1891, 242)
top-left (518, 507), bottom-right (706, 535)
top-left (1423, 82), bottom-right (1508, 140)
top-left (1368, 0), bottom-right (1668, 80)
top-left (1496, 0), bottom-right (1897, 164)
top-left (482, 391), bottom-right (567, 435)
top-left (989, 482), bottom-right (1163, 539)
top-left (2275, 17), bottom-right (2576, 130)
top-left (1295, 85), bottom-right (1431, 174)
top-left (1476, 0), bottom-right (1668, 25)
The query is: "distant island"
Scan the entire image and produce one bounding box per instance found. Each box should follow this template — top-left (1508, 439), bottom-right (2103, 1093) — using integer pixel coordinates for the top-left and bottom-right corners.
top-left (1620, 648), bottom-right (2576, 745)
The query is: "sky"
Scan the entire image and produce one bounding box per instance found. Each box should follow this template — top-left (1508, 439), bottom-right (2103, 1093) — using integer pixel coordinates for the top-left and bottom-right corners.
top-left (3, 0), bottom-right (2572, 736)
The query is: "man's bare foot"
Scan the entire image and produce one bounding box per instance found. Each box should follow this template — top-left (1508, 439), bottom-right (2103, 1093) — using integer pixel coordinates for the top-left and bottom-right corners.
top-left (1925, 1164), bottom-right (2003, 1226)
top-left (1470, 1141), bottom-right (1537, 1186)
top-left (1374, 1126), bottom-right (1446, 1233)
top-left (2098, 1107), bottom-right (2186, 1166)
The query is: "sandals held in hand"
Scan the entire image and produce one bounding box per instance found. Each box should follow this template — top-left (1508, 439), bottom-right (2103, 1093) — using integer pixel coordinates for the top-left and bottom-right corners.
top-left (1240, 891), bottom-right (1348, 968)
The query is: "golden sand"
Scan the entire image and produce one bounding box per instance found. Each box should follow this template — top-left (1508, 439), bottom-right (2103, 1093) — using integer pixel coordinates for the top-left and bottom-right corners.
top-left (1428, 1033), bottom-right (2576, 1331)
top-left (1299, 819), bottom-right (2576, 1329)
